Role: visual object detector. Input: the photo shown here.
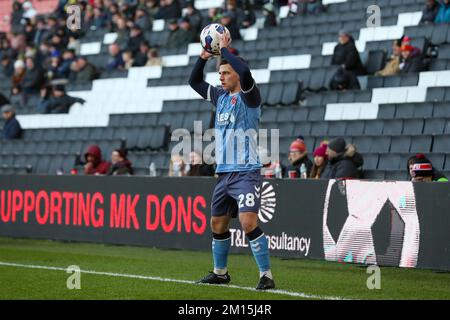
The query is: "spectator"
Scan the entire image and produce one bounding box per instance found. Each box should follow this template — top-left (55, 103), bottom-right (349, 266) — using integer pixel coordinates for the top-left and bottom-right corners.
top-left (179, 17), bottom-right (196, 44)
top-left (40, 84), bottom-right (86, 114)
top-left (331, 31), bottom-right (365, 76)
top-left (435, 0), bottom-right (450, 24)
top-left (127, 25), bottom-right (146, 55)
top-left (1, 55), bottom-right (14, 78)
top-left (321, 138), bottom-right (364, 180)
top-left (33, 18), bottom-right (48, 47)
top-left (122, 50), bottom-right (134, 69)
top-left (406, 153), bottom-right (448, 181)
top-left (420, 0), bottom-right (440, 24)
top-left (22, 57), bottom-right (44, 95)
top-left (205, 7), bottom-right (221, 25)
top-left (145, 0), bottom-right (160, 22)
top-left (47, 52), bottom-right (64, 80)
top-left (263, 3), bottom-right (278, 28)
top-left (12, 59), bottom-right (26, 88)
top-left (288, 0), bottom-right (300, 16)
top-left (166, 18), bottom-right (195, 49)
top-left (310, 142), bottom-right (328, 179)
top-left (23, 20), bottom-right (37, 45)
top-left (220, 11), bottom-right (242, 41)
top-left (37, 85), bottom-right (52, 113)
top-left (240, 1), bottom-right (257, 28)
top-left (134, 6), bottom-right (152, 31)
top-left (67, 33), bottom-right (81, 56)
top-left (44, 16), bottom-right (59, 41)
top-left (169, 154), bottom-right (186, 177)
top-left (10, 85), bottom-right (25, 109)
top-left (22, 1), bottom-right (37, 20)
top-left (186, 150), bottom-right (215, 176)
top-left (399, 45), bottom-right (424, 74)
top-left (401, 36), bottom-right (422, 58)
top-left (329, 67), bottom-right (360, 91)
top-left (145, 48), bottom-right (162, 66)
top-left (113, 16), bottom-right (129, 50)
top-left (133, 41), bottom-right (150, 66)
top-left (84, 145), bottom-right (111, 175)
top-left (411, 160), bottom-right (448, 182)
top-left (92, 6), bottom-right (107, 30)
top-left (155, 0), bottom-right (182, 20)
top-left (10, 1), bottom-right (23, 34)
top-left (299, 0), bottom-right (324, 14)
top-left (59, 49), bottom-right (77, 79)
top-left (108, 149), bottom-right (134, 175)
top-left (1, 104), bottom-right (22, 140)
top-left (185, 1), bottom-right (203, 36)
top-left (106, 43), bottom-right (125, 71)
top-left (71, 56), bottom-right (97, 83)
top-left (285, 138), bottom-right (313, 178)
top-left (375, 39), bottom-right (402, 76)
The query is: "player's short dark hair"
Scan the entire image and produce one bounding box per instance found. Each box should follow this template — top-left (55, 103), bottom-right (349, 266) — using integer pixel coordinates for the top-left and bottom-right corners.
top-left (220, 56), bottom-right (248, 67)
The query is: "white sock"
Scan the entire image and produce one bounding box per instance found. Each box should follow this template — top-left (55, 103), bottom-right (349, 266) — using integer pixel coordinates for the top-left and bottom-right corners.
top-left (260, 270), bottom-right (273, 280)
top-left (214, 268), bottom-right (228, 275)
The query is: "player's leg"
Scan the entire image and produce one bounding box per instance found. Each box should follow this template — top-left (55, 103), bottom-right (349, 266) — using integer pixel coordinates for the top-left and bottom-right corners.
top-left (210, 214), bottom-right (232, 277)
top-left (239, 212), bottom-right (275, 290)
top-left (197, 174), bottom-right (235, 285)
top-left (230, 170), bottom-right (275, 290)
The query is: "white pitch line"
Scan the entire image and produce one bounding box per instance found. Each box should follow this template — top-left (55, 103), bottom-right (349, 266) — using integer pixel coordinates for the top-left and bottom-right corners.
top-left (0, 261), bottom-right (347, 300)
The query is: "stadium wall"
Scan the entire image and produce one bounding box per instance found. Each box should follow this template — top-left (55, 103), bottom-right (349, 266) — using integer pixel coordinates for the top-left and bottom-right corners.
top-left (0, 175), bottom-right (449, 271)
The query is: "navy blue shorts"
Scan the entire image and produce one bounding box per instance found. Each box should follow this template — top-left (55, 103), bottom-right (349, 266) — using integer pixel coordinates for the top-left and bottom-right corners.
top-left (211, 170), bottom-right (262, 218)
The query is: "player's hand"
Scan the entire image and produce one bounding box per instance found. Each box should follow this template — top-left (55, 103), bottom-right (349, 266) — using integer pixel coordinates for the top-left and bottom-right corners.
top-left (200, 49), bottom-right (213, 60)
top-left (218, 32), bottom-right (232, 50)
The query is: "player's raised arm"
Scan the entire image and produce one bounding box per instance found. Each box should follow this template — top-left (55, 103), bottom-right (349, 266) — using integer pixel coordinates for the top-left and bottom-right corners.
top-left (188, 49), bottom-right (213, 100)
top-left (219, 34), bottom-right (261, 108)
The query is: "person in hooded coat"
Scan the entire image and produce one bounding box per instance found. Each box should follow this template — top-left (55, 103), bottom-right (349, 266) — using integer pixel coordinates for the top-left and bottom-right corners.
top-left (84, 144), bottom-right (111, 175)
top-left (321, 138), bottom-right (364, 179)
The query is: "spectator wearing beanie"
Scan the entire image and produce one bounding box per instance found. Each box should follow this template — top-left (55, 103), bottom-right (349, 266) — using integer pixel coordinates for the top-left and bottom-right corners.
top-left (406, 153), bottom-right (448, 181)
top-left (321, 138), bottom-right (364, 180)
top-left (108, 149), bottom-right (133, 175)
top-left (285, 138), bottom-right (313, 178)
top-left (399, 44), bottom-right (424, 74)
top-left (310, 142), bottom-right (328, 179)
top-left (411, 160), bottom-right (448, 182)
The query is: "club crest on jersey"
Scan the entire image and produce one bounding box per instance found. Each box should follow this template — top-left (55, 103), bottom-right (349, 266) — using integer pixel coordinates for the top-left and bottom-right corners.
top-left (231, 95), bottom-right (238, 106)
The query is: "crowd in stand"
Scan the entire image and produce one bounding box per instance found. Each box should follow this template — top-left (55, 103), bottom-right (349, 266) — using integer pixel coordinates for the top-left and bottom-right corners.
top-left (0, 1), bottom-right (448, 182)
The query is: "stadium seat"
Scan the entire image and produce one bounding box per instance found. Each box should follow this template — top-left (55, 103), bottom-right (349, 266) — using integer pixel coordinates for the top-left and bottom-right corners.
top-left (378, 154), bottom-right (402, 171)
top-left (390, 136), bottom-right (411, 153)
top-left (433, 136), bottom-right (450, 153)
top-left (402, 119), bottom-right (424, 135)
top-left (423, 119), bottom-right (446, 135)
top-left (410, 135), bottom-right (432, 153)
top-left (365, 50), bottom-right (386, 75)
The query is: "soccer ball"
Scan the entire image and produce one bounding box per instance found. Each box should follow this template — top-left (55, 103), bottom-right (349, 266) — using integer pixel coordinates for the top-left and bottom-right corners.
top-left (200, 23), bottom-right (231, 55)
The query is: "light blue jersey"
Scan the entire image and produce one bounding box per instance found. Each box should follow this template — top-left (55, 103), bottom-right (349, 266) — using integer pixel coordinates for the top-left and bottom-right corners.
top-left (208, 85), bottom-right (262, 173)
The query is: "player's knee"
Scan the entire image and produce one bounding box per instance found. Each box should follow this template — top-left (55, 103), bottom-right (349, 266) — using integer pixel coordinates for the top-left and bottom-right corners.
top-left (210, 217), bottom-right (228, 233)
top-left (239, 216), bottom-right (258, 234)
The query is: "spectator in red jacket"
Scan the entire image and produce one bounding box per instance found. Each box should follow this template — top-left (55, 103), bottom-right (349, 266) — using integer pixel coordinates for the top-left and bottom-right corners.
top-left (84, 145), bottom-right (111, 175)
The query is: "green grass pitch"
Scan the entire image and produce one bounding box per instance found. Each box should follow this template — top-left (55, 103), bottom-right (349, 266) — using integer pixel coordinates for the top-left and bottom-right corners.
top-left (0, 237), bottom-right (449, 300)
